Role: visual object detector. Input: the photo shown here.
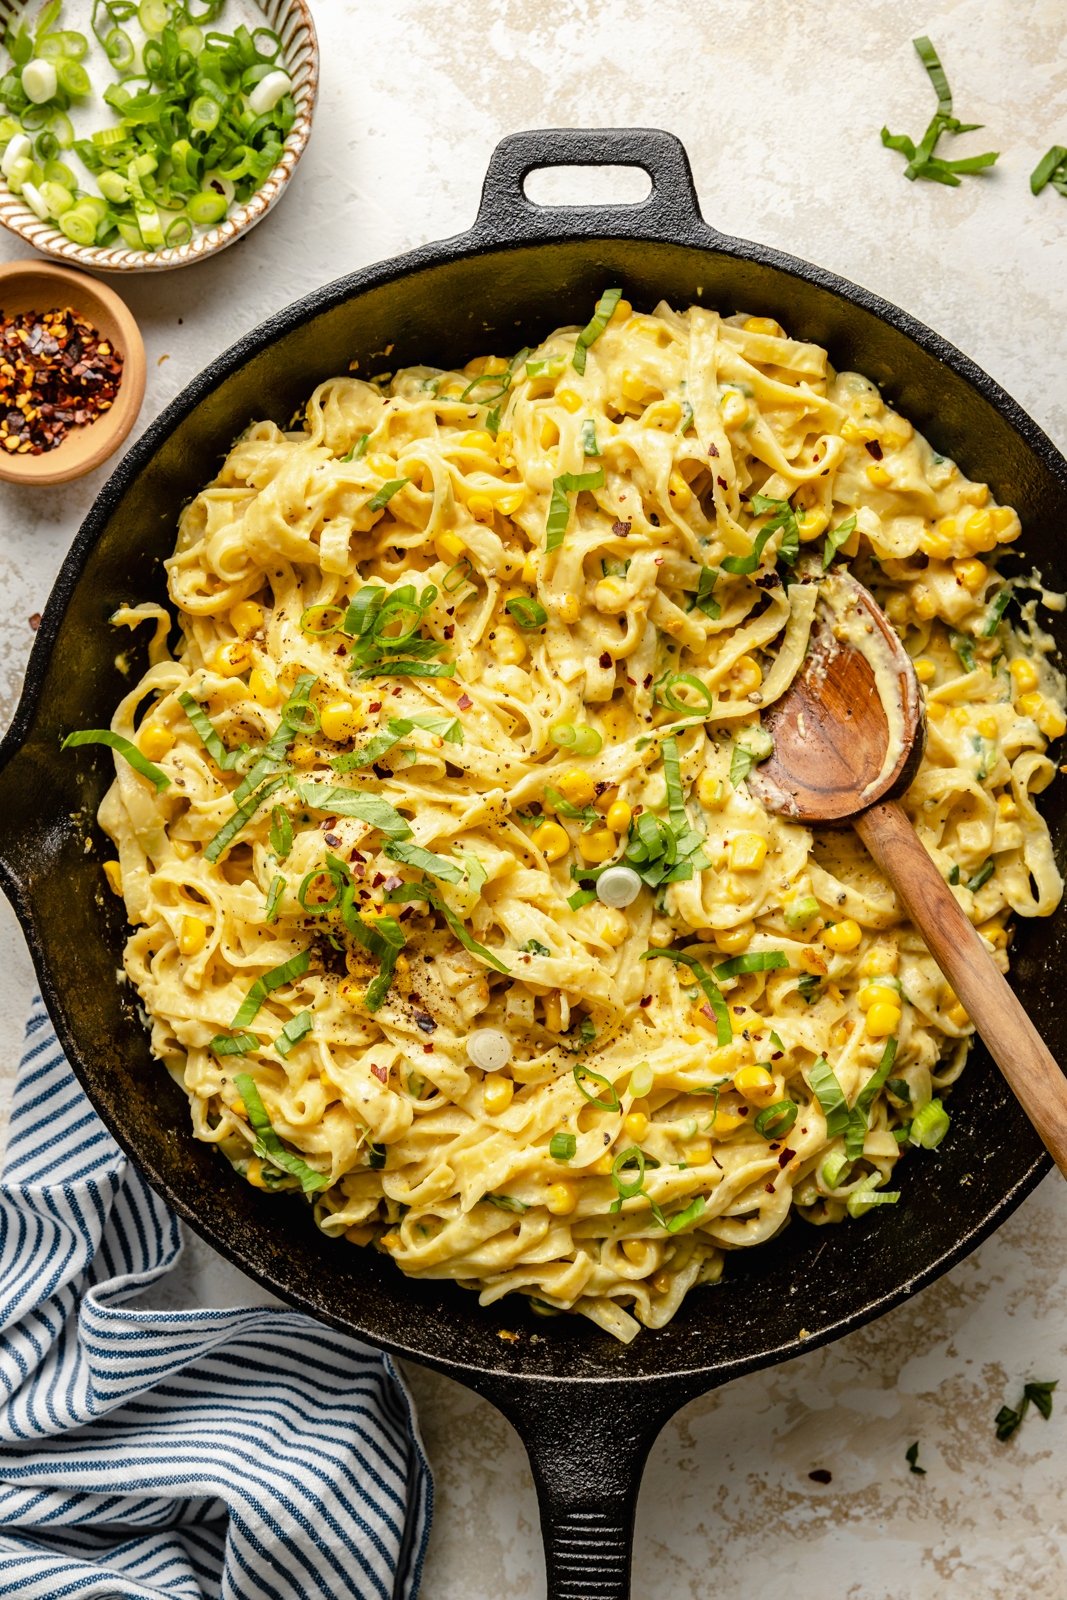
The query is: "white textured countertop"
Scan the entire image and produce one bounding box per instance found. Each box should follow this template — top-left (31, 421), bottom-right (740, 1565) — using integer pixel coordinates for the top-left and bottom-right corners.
top-left (1, 1), bottom-right (1065, 1594)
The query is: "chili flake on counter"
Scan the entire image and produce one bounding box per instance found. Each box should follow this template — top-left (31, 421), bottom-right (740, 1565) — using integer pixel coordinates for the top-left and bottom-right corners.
top-left (0, 305), bottom-right (122, 454)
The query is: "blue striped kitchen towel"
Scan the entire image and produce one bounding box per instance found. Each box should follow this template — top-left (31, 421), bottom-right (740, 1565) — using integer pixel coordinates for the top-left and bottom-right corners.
top-left (0, 998), bottom-right (433, 1600)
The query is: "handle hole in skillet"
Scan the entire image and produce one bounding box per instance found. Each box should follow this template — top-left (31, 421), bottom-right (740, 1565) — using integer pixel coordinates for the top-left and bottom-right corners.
top-left (522, 163), bottom-right (653, 208)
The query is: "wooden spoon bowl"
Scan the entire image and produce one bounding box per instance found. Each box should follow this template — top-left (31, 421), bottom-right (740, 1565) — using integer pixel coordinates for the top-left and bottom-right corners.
top-left (0, 260), bottom-right (145, 487)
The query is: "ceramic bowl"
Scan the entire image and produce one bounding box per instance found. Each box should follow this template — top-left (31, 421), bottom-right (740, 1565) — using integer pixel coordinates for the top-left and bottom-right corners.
top-left (0, 0), bottom-right (318, 272)
top-left (0, 258), bottom-right (145, 483)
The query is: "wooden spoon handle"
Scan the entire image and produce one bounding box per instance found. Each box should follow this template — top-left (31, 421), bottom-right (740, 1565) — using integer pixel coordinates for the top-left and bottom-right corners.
top-left (855, 798), bottom-right (1067, 1178)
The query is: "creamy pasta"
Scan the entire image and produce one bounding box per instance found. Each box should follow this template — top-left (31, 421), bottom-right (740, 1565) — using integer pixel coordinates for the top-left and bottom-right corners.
top-left (88, 296), bottom-right (1066, 1343)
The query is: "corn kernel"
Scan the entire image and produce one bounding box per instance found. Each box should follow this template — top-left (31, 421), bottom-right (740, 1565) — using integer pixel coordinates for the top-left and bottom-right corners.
top-left (319, 699), bottom-right (362, 742)
top-left (498, 488), bottom-right (526, 515)
top-left (611, 298), bottom-right (632, 324)
top-left (346, 1224), bottom-right (375, 1246)
top-left (546, 1181), bottom-right (577, 1215)
top-left (179, 915), bottom-right (207, 956)
top-left (865, 1000), bottom-right (902, 1037)
top-left (521, 554), bottom-right (537, 584)
top-left (936, 515), bottom-right (958, 541)
top-left (733, 1063), bottom-right (776, 1102)
top-left (997, 792), bottom-right (1018, 819)
top-left (668, 471), bottom-right (692, 509)
top-left (1019, 690), bottom-right (1043, 720)
top-left (558, 593), bottom-right (581, 624)
top-left (556, 388), bottom-right (582, 413)
top-left (436, 531), bottom-right (466, 563)
top-left (532, 820), bottom-right (569, 862)
top-left (858, 980), bottom-right (897, 1009)
top-left (621, 1238), bottom-right (650, 1265)
top-left (491, 626), bottom-right (527, 666)
top-left (731, 655), bottom-right (762, 693)
top-left (686, 1139), bottom-right (712, 1166)
top-left (598, 909), bottom-right (629, 947)
top-left (991, 506), bottom-right (1017, 536)
top-left (139, 722), bottom-right (174, 760)
top-left (729, 833), bottom-right (767, 872)
top-left (230, 1095), bottom-right (247, 1118)
top-left (367, 452), bottom-right (395, 476)
top-left (246, 1157), bottom-right (269, 1189)
top-left (103, 859), bottom-right (123, 895)
top-left (946, 1001), bottom-right (970, 1028)
top-left (624, 1110), bottom-right (650, 1141)
top-left (797, 946), bottom-right (828, 976)
top-left (594, 785), bottom-right (620, 813)
top-left (542, 994), bottom-right (564, 1032)
top-left (926, 700), bottom-right (949, 722)
top-left (460, 430), bottom-right (494, 451)
top-left (798, 507), bottom-right (829, 542)
top-left (913, 657), bottom-right (936, 684)
top-left (1009, 657), bottom-right (1039, 693)
top-left (483, 1073), bottom-right (514, 1115)
top-left (743, 316), bottom-right (781, 336)
top-left (605, 799), bottom-right (632, 833)
top-left (920, 529), bottom-right (953, 560)
top-left (717, 922), bottom-right (753, 954)
top-left (822, 918), bottom-right (862, 952)
top-left (912, 587), bottom-right (937, 622)
top-left (468, 493), bottom-right (495, 522)
top-left (858, 946), bottom-right (898, 977)
top-left (212, 640), bottom-right (252, 676)
top-left (961, 482), bottom-right (990, 507)
top-left (712, 1110), bottom-right (746, 1137)
top-left (1038, 703), bottom-right (1067, 739)
top-left (962, 509), bottom-right (994, 552)
top-left (976, 715), bottom-right (998, 739)
top-left (589, 1152), bottom-right (614, 1175)
top-left (697, 772), bottom-right (722, 807)
top-left (866, 463), bottom-right (891, 488)
top-left (651, 400), bottom-right (682, 428)
top-left (230, 600), bottom-right (264, 637)
top-left (578, 827), bottom-right (617, 864)
top-left (557, 768), bottom-right (597, 807)
top-left (338, 977), bottom-right (363, 1009)
top-left (979, 919), bottom-right (1009, 949)
top-left (620, 369), bottom-right (649, 403)
top-left (540, 417), bottom-right (561, 449)
top-left (885, 593), bottom-right (910, 625)
top-left (721, 392), bottom-right (749, 427)
top-left (249, 667), bottom-right (279, 707)
top-left (883, 422), bottom-right (912, 448)
top-left (841, 419), bottom-right (876, 443)
top-left (953, 558), bottom-right (987, 593)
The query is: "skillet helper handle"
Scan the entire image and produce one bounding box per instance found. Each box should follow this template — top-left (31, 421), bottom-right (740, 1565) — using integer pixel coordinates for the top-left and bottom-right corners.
top-left (480, 1376), bottom-right (682, 1599)
top-left (473, 126), bottom-right (707, 246)
top-left (856, 798), bottom-right (1067, 1177)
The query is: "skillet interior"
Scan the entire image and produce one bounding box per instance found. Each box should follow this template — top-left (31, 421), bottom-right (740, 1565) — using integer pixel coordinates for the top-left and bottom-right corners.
top-left (2, 133), bottom-right (1066, 1398)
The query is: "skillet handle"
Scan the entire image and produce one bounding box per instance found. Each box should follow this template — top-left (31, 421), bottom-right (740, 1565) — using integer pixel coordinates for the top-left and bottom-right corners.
top-left (476, 1373), bottom-right (694, 1599)
top-left (472, 127), bottom-right (711, 247)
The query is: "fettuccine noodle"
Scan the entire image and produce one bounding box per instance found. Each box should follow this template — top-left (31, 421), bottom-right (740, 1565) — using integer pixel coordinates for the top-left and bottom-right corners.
top-left (90, 297), bottom-right (1065, 1343)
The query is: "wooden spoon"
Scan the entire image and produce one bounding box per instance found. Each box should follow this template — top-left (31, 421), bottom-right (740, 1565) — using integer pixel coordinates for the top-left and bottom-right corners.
top-left (751, 570), bottom-right (1067, 1177)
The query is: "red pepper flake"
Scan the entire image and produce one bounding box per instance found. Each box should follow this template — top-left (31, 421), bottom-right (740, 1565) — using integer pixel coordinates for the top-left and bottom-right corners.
top-left (778, 1147), bottom-right (795, 1168)
top-left (598, 651), bottom-right (612, 669)
top-left (708, 442), bottom-right (719, 458)
top-left (865, 439), bottom-right (884, 461)
top-left (443, 624), bottom-right (455, 640)
top-left (0, 306), bottom-right (122, 455)
top-left (639, 994), bottom-right (652, 1008)
top-left (370, 1063), bottom-right (388, 1083)
top-left (611, 519), bottom-right (631, 536)
top-left (28, 613), bottom-right (41, 631)
top-left (368, 702), bottom-right (382, 713)
top-left (717, 475), bottom-right (728, 490)
top-left (457, 693), bottom-right (473, 710)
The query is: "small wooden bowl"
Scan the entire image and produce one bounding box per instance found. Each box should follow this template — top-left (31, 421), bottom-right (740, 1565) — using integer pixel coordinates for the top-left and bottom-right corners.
top-left (0, 260), bottom-right (145, 486)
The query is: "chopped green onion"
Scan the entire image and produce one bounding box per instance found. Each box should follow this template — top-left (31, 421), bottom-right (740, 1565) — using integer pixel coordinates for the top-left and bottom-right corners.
top-left (573, 1061), bottom-right (619, 1111)
top-left (784, 895), bottom-right (820, 930)
top-left (980, 586), bottom-right (1012, 637)
top-left (210, 1031), bottom-right (258, 1056)
top-left (231, 950), bottom-right (311, 1029)
top-left (179, 692), bottom-right (244, 770)
top-left (656, 672), bottom-right (715, 719)
top-left (730, 727), bottom-right (773, 787)
top-left (572, 287), bottom-right (622, 375)
top-left (549, 722), bottom-right (602, 756)
top-left (754, 1100), bottom-right (798, 1138)
top-left (384, 877), bottom-right (510, 974)
top-left (274, 1009), bottom-right (312, 1058)
top-left (269, 806), bottom-right (293, 858)
top-left (966, 859), bottom-right (994, 893)
top-left (298, 862), bottom-right (347, 917)
top-left (581, 419), bottom-right (599, 456)
top-left (909, 1097), bottom-right (950, 1148)
top-left (550, 1131), bottom-right (576, 1162)
top-left (1031, 145), bottom-right (1067, 197)
top-left (62, 728), bottom-right (170, 791)
top-left (442, 557), bottom-right (473, 593)
top-left (808, 1055), bottom-right (849, 1137)
top-left (610, 1144), bottom-right (648, 1198)
top-left (642, 947), bottom-right (731, 1046)
top-left (545, 469), bottom-right (605, 552)
top-left (713, 950), bottom-right (788, 980)
top-left (300, 603), bottom-right (344, 636)
top-left (821, 1150), bottom-right (851, 1189)
top-left (506, 596), bottom-right (548, 629)
top-left (567, 887), bottom-right (598, 910)
top-left (846, 1174), bottom-right (901, 1218)
top-left (723, 494), bottom-right (800, 574)
top-left (666, 1195), bottom-right (706, 1233)
top-left (233, 1072), bottom-right (328, 1194)
top-left (686, 566), bottom-right (721, 621)
top-left (844, 1036), bottom-right (899, 1160)
top-left (949, 630), bottom-right (977, 673)
top-left (628, 1062), bottom-right (654, 1098)
top-left (822, 513), bottom-right (856, 570)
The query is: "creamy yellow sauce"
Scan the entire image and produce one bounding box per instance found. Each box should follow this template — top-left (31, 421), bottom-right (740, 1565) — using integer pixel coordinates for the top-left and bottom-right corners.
top-left (90, 299), bottom-right (1065, 1344)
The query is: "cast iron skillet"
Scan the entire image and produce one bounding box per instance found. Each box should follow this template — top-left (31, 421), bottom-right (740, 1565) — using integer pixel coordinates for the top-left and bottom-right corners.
top-left (2, 128), bottom-right (1066, 1599)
